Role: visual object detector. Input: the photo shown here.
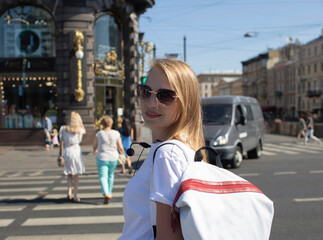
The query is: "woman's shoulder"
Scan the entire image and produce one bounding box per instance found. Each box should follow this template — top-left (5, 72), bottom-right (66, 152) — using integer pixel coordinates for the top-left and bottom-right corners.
top-left (112, 129), bottom-right (121, 136)
top-left (154, 140), bottom-right (194, 161)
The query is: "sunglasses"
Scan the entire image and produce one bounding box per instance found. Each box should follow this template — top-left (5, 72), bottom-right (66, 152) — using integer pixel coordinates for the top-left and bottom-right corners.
top-left (137, 84), bottom-right (178, 105)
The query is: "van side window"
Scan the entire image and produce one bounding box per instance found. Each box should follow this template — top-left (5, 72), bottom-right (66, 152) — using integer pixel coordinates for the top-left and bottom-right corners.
top-left (245, 105), bottom-right (254, 121)
top-left (251, 105), bottom-right (263, 119)
top-left (235, 105), bottom-right (243, 123)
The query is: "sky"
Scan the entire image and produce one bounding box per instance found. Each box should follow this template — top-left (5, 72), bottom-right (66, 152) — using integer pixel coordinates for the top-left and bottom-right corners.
top-left (139, 0), bottom-right (323, 75)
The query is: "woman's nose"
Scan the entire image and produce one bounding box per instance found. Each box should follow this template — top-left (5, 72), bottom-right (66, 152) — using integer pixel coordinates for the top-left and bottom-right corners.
top-left (146, 93), bottom-right (159, 107)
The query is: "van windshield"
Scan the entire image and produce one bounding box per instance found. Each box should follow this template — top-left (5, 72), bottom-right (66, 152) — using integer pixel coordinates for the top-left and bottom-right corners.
top-left (202, 104), bottom-right (232, 125)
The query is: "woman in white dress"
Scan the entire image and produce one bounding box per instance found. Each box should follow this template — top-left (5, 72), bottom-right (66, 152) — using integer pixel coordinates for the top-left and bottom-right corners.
top-left (59, 111), bottom-right (86, 202)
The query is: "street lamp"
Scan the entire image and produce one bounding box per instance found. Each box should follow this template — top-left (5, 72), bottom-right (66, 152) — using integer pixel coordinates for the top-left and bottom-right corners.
top-left (244, 32), bottom-right (258, 38)
top-left (73, 30), bottom-right (85, 102)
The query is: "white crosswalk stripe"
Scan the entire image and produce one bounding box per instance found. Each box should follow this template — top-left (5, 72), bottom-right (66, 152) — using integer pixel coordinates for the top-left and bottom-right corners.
top-left (22, 215), bottom-right (124, 226)
top-left (263, 142), bottom-right (323, 155)
top-left (0, 169), bottom-right (130, 240)
top-left (5, 233), bottom-right (121, 240)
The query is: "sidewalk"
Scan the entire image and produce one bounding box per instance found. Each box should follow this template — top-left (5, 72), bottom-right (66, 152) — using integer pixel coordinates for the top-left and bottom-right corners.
top-left (0, 126), bottom-right (152, 171)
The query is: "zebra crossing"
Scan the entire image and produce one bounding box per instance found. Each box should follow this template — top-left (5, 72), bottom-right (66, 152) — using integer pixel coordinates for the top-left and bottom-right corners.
top-left (262, 141), bottom-right (322, 156)
top-left (0, 167), bottom-right (130, 240)
top-left (0, 141), bottom-right (322, 239)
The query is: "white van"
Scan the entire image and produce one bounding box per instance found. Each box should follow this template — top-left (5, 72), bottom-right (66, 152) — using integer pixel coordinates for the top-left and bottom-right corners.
top-left (202, 96), bottom-right (264, 168)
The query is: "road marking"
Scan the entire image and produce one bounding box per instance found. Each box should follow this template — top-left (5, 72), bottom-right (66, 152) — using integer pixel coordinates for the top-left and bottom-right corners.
top-left (294, 197), bottom-right (323, 202)
top-left (0, 206), bottom-right (26, 212)
top-left (0, 194), bottom-right (40, 201)
top-left (273, 171), bottom-right (297, 175)
top-left (0, 181), bottom-right (54, 186)
top-left (33, 202), bottom-right (123, 211)
top-left (264, 143), bottom-right (318, 154)
top-left (310, 170), bottom-right (323, 174)
top-left (28, 170), bottom-right (45, 176)
top-left (282, 142), bottom-right (323, 151)
top-left (0, 219), bottom-right (15, 227)
top-left (0, 175), bottom-right (60, 180)
top-left (22, 215), bottom-right (124, 226)
top-left (266, 143), bottom-right (320, 154)
top-left (238, 173), bottom-right (260, 177)
top-left (61, 178), bottom-right (129, 184)
top-left (6, 172), bottom-right (23, 177)
top-left (53, 184), bottom-right (125, 191)
top-left (263, 146), bottom-right (298, 155)
top-left (0, 187), bottom-right (46, 193)
top-left (5, 233), bottom-right (121, 240)
top-left (44, 192), bottom-right (124, 199)
top-left (261, 151), bottom-right (276, 156)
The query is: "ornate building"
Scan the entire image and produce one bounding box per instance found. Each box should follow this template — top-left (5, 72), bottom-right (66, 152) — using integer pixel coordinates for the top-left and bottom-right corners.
top-left (0, 0), bottom-right (154, 144)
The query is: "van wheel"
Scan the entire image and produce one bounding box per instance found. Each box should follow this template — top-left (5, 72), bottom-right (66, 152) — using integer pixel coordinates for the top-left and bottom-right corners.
top-left (231, 146), bottom-right (242, 168)
top-left (247, 142), bottom-right (261, 159)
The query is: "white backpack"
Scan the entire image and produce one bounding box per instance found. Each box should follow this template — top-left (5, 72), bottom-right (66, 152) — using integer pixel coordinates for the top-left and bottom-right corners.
top-left (153, 141), bottom-right (274, 240)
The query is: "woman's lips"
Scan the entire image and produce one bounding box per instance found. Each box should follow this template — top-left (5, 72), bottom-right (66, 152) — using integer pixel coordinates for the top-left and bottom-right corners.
top-left (146, 111), bottom-right (161, 119)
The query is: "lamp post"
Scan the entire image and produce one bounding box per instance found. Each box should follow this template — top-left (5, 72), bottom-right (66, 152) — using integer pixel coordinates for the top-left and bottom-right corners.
top-left (73, 30), bottom-right (85, 102)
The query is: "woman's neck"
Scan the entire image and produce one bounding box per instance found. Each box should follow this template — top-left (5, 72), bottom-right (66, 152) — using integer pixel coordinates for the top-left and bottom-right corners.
top-left (103, 127), bottom-right (111, 131)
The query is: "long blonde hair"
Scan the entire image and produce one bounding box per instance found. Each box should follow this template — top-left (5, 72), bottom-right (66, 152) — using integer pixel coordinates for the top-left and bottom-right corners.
top-left (149, 58), bottom-right (204, 151)
top-left (65, 111), bottom-right (84, 134)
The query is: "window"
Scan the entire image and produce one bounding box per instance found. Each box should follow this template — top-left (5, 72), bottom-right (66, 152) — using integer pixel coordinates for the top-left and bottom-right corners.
top-left (244, 105), bottom-right (254, 121)
top-left (94, 14), bottom-right (120, 63)
top-left (308, 48), bottom-right (311, 58)
top-left (0, 6), bottom-right (55, 57)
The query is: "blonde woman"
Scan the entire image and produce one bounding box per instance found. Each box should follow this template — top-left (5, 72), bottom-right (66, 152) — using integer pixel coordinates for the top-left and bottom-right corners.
top-left (119, 58), bottom-right (204, 240)
top-left (93, 116), bottom-right (125, 204)
top-left (59, 111), bottom-right (86, 202)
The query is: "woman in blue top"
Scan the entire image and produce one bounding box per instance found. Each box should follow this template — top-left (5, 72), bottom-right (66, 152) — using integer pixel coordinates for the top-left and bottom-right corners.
top-left (120, 118), bottom-right (133, 174)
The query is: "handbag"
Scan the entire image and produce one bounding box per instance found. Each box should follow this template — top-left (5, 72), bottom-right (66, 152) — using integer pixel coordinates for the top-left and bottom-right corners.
top-left (57, 156), bottom-right (64, 167)
top-left (118, 154), bottom-right (126, 165)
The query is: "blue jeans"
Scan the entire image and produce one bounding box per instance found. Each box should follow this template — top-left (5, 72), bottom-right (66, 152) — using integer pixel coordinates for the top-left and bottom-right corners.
top-left (96, 157), bottom-right (118, 195)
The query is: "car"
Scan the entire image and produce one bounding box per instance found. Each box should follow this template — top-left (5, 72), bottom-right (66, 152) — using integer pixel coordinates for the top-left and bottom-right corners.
top-left (202, 95), bottom-right (264, 168)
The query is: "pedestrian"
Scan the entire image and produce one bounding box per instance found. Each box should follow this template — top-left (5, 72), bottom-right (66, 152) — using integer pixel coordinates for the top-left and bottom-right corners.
top-left (304, 112), bottom-right (321, 145)
top-left (59, 111), bottom-right (86, 202)
top-left (93, 116), bottom-right (125, 204)
top-left (294, 114), bottom-right (306, 143)
top-left (43, 115), bottom-right (52, 150)
top-left (118, 58), bottom-right (205, 239)
top-left (119, 118), bottom-right (133, 174)
top-left (51, 128), bottom-right (60, 148)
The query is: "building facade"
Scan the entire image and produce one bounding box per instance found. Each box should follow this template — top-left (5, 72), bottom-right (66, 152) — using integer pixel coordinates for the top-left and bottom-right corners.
top-left (242, 31), bottom-right (323, 121)
top-left (0, 0), bottom-right (154, 144)
top-left (197, 71), bottom-right (242, 98)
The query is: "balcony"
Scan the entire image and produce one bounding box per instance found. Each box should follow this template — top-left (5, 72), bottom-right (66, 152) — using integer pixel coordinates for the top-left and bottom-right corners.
top-left (306, 90), bottom-right (321, 98)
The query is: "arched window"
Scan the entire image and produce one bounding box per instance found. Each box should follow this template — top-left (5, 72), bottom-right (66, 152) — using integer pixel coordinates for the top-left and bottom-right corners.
top-left (0, 6), bottom-right (55, 57)
top-left (94, 14), bottom-right (120, 60)
top-left (94, 13), bottom-right (123, 128)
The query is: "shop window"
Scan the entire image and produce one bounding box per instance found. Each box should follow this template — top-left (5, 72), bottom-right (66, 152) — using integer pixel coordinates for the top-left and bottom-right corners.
top-left (0, 6), bottom-right (56, 129)
top-left (94, 13), bottom-right (123, 126)
top-left (0, 6), bottom-right (55, 57)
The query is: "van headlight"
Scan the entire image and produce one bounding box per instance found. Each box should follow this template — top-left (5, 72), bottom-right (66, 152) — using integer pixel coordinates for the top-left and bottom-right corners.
top-left (213, 134), bottom-right (228, 146)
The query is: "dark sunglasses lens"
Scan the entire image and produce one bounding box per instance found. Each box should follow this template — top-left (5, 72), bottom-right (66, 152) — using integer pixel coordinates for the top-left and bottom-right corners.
top-left (157, 89), bottom-right (176, 105)
top-left (138, 85), bottom-right (151, 100)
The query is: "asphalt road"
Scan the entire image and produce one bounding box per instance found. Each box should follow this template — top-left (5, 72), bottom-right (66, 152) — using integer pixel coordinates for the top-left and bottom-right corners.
top-left (0, 132), bottom-right (322, 240)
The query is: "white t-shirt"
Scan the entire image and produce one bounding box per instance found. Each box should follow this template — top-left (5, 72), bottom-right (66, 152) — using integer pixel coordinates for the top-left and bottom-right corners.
top-left (118, 140), bottom-right (195, 240)
top-left (96, 130), bottom-right (120, 161)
